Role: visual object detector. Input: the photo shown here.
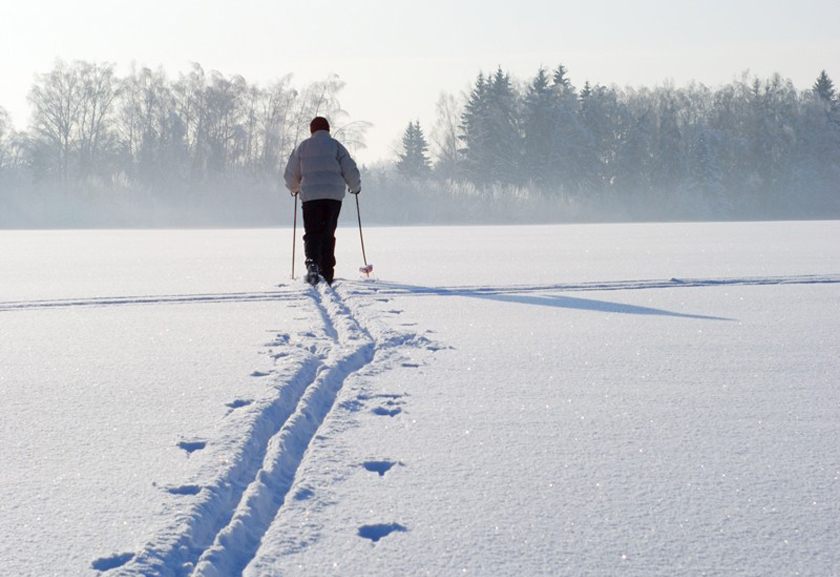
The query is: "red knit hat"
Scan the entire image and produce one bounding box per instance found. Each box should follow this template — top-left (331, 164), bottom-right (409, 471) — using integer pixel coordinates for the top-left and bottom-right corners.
top-left (310, 116), bottom-right (330, 133)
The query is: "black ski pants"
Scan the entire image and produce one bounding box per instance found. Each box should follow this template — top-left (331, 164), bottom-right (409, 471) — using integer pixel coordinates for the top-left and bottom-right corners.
top-left (302, 199), bottom-right (342, 283)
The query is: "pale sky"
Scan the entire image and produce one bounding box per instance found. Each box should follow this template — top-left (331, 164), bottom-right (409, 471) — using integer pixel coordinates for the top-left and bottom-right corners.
top-left (1, 0), bottom-right (837, 164)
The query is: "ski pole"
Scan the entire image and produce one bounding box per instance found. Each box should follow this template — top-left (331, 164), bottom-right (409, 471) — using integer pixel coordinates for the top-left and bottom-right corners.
top-left (355, 193), bottom-right (373, 276)
top-left (291, 193), bottom-right (298, 279)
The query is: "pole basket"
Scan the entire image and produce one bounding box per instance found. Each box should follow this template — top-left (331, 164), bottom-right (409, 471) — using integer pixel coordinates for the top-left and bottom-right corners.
top-left (359, 264), bottom-right (373, 277)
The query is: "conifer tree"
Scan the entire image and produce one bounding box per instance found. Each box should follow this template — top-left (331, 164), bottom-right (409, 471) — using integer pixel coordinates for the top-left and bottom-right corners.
top-left (396, 120), bottom-right (431, 179)
top-left (484, 68), bottom-right (522, 185)
top-left (522, 68), bottom-right (555, 186)
top-left (459, 72), bottom-right (491, 183)
top-left (813, 70), bottom-right (836, 103)
top-left (550, 65), bottom-right (588, 193)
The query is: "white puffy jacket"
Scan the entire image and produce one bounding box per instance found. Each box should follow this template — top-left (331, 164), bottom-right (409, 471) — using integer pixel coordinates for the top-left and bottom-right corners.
top-left (284, 130), bottom-right (361, 202)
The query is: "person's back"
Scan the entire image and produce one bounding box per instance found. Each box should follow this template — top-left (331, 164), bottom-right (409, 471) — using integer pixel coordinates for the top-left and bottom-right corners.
top-left (284, 117), bottom-right (361, 285)
top-left (284, 118), bottom-right (361, 203)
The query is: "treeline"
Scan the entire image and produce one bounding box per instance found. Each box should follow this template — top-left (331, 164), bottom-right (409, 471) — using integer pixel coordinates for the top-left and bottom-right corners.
top-left (390, 67), bottom-right (840, 221)
top-left (0, 59), bottom-right (368, 227)
top-left (2, 60), bottom-right (839, 227)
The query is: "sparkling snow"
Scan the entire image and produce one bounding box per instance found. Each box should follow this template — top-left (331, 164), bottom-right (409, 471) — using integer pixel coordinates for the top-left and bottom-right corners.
top-left (1, 222), bottom-right (838, 576)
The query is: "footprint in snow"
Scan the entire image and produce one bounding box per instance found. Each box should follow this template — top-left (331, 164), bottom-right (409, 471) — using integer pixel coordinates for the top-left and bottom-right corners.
top-left (226, 399), bottom-right (252, 410)
top-left (339, 398), bottom-right (365, 413)
top-left (265, 334), bottom-right (290, 347)
top-left (363, 461), bottom-right (399, 477)
top-left (250, 370), bottom-right (271, 377)
top-left (294, 487), bottom-right (315, 501)
top-left (358, 523), bottom-right (408, 542)
top-left (359, 393), bottom-right (406, 401)
top-left (167, 485), bottom-right (201, 496)
top-left (372, 406), bottom-right (402, 417)
top-left (91, 552), bottom-right (134, 571)
top-left (177, 440), bottom-right (206, 454)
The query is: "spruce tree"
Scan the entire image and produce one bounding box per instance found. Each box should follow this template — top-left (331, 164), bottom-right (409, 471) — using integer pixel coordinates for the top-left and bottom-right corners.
top-left (396, 121), bottom-right (432, 179)
top-left (459, 73), bottom-right (491, 183)
top-left (459, 69), bottom-right (523, 186)
top-left (522, 67), bottom-right (555, 187)
top-left (553, 65), bottom-right (574, 97)
top-left (814, 70), bottom-right (836, 103)
top-left (484, 67), bottom-right (522, 185)
top-left (550, 65), bottom-right (588, 193)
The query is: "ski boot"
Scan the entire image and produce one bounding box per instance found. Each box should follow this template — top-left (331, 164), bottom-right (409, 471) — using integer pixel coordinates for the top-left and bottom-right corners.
top-left (305, 260), bottom-right (320, 286)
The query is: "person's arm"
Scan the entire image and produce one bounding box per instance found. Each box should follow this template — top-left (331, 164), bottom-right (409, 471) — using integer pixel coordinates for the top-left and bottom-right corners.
top-left (284, 147), bottom-right (302, 195)
top-left (337, 142), bottom-right (361, 194)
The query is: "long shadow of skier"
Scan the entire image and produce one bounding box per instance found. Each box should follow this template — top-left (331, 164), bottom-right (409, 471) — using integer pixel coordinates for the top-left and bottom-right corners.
top-left (352, 281), bottom-right (734, 321)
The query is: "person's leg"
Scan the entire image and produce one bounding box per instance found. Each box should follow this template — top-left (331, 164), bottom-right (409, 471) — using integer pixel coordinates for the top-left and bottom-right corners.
top-left (302, 200), bottom-right (329, 274)
top-left (320, 200), bottom-right (342, 283)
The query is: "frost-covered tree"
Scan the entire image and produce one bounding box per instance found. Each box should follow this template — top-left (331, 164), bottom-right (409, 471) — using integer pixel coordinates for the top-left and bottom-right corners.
top-left (751, 75), bottom-right (800, 202)
top-left (521, 68), bottom-right (556, 187)
top-left (549, 66), bottom-right (588, 193)
top-left (75, 61), bottom-right (119, 178)
top-left (256, 76), bottom-right (297, 173)
top-left (579, 83), bottom-right (625, 190)
top-left (459, 68), bottom-right (522, 186)
top-left (430, 92), bottom-right (462, 180)
top-left (650, 87), bottom-right (686, 194)
top-left (459, 72), bottom-right (491, 183)
top-left (484, 68), bottom-right (522, 185)
top-left (27, 60), bottom-right (120, 183)
top-left (119, 65), bottom-right (186, 184)
top-left (202, 71), bottom-right (248, 174)
top-left (28, 59), bottom-right (84, 184)
top-left (396, 120), bottom-right (432, 179)
top-left (613, 104), bottom-right (653, 198)
top-left (687, 122), bottom-right (726, 213)
top-left (813, 70), bottom-right (836, 104)
top-left (0, 107), bottom-right (13, 170)
top-left (520, 65), bottom-right (586, 193)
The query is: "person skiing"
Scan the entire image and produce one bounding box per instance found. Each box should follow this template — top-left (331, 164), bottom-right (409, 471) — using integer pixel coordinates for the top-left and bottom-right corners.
top-left (284, 116), bottom-right (362, 285)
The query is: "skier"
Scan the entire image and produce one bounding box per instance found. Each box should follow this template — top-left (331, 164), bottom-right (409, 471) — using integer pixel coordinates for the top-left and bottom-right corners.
top-left (284, 116), bottom-right (362, 286)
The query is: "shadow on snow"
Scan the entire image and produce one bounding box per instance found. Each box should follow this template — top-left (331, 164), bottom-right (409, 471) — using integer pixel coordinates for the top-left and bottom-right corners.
top-left (363, 281), bottom-right (734, 321)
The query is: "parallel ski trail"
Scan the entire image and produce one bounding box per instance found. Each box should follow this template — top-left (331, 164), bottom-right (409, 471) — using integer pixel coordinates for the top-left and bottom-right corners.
top-left (0, 290), bottom-right (302, 312)
top-left (114, 357), bottom-right (323, 576)
top-left (111, 283), bottom-right (375, 577)
top-left (189, 284), bottom-right (374, 576)
top-left (342, 273), bottom-right (840, 299)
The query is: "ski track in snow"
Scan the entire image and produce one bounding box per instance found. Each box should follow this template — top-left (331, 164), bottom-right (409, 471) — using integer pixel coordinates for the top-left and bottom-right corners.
top-left (0, 291), bottom-right (301, 312)
top-left (54, 271), bottom-right (839, 575)
top-left (2, 274), bottom-right (838, 314)
top-left (100, 281), bottom-right (431, 576)
top-left (340, 273), bottom-right (840, 299)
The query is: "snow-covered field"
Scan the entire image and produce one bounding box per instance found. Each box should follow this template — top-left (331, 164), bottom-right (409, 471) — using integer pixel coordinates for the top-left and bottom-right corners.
top-left (2, 221), bottom-right (839, 577)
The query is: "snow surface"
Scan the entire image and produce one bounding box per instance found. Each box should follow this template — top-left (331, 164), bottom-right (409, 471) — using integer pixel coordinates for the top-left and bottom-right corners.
top-left (1, 221), bottom-right (839, 577)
